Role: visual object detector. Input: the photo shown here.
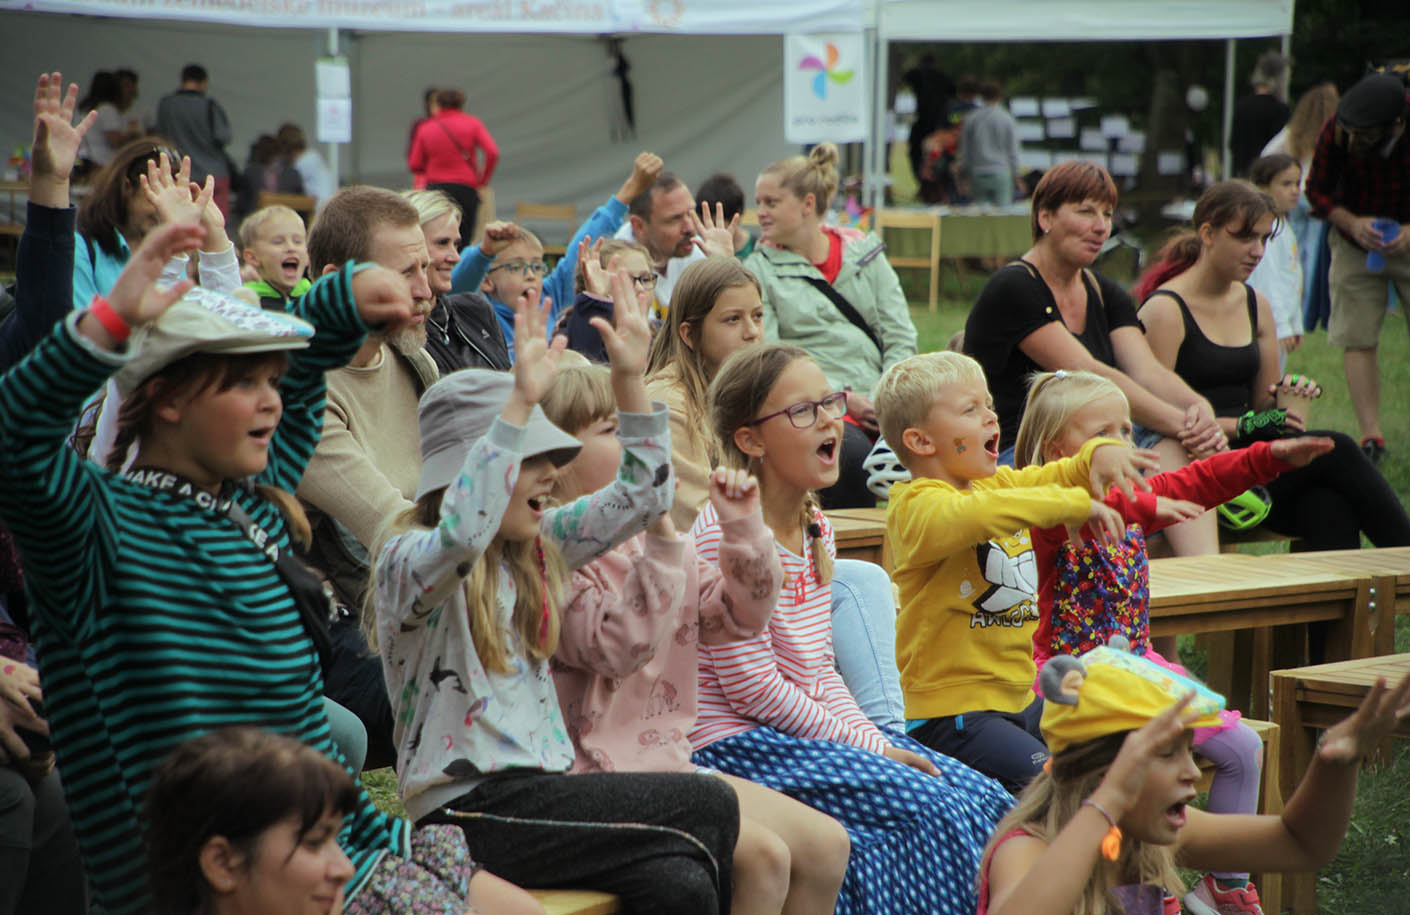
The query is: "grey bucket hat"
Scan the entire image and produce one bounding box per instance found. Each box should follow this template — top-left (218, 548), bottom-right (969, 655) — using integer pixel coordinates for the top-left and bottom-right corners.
top-left (415, 370), bottom-right (582, 500)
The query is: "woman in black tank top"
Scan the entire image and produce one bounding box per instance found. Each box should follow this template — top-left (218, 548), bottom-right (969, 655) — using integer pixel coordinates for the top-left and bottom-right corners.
top-left (1135, 181), bottom-right (1409, 570)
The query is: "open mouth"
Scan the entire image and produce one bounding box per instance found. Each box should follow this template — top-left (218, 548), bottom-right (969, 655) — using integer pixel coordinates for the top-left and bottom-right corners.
top-left (526, 494), bottom-right (547, 517)
top-left (984, 433), bottom-right (1000, 459)
top-left (816, 437), bottom-right (838, 466)
top-left (248, 426), bottom-right (274, 445)
top-left (1165, 799), bottom-right (1190, 830)
top-left (281, 257), bottom-right (302, 277)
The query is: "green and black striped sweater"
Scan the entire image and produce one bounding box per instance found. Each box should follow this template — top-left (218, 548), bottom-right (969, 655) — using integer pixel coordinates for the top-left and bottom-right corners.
top-left (0, 265), bottom-right (409, 914)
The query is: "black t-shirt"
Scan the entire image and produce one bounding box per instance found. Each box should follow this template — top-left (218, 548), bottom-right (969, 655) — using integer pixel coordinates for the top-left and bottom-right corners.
top-left (1231, 93), bottom-right (1290, 176)
top-left (963, 262), bottom-right (1141, 452)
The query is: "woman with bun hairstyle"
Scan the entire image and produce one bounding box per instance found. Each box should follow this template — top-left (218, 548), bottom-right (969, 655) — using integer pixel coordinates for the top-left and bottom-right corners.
top-left (745, 143), bottom-right (918, 508)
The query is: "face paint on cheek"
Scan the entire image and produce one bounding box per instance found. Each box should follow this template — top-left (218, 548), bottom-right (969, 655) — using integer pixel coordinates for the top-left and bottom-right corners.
top-left (954, 438), bottom-right (967, 453)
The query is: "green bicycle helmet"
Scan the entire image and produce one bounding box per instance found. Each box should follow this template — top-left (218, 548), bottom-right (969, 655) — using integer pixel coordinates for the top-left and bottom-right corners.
top-left (1217, 486), bottom-right (1272, 531)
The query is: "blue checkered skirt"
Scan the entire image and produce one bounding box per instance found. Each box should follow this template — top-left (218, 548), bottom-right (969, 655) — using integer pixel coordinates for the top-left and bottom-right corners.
top-left (693, 727), bottom-right (1012, 915)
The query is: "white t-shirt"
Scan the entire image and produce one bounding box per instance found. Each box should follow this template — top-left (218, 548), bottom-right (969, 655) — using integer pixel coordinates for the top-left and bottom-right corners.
top-left (293, 149), bottom-right (335, 209)
top-left (613, 220), bottom-right (705, 317)
top-left (81, 104), bottom-right (124, 167)
top-left (1247, 221), bottom-right (1303, 340)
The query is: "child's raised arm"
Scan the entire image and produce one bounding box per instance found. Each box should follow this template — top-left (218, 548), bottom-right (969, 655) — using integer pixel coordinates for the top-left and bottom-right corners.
top-left (1177, 670), bottom-right (1410, 876)
top-left (591, 268), bottom-right (653, 414)
top-left (696, 468), bottom-right (782, 644)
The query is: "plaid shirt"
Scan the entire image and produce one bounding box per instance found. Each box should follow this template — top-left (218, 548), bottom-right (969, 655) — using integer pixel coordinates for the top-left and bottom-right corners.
top-left (1306, 116), bottom-right (1410, 248)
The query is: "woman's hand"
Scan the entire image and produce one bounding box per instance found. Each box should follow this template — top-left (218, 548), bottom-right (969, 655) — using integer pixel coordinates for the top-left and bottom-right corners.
top-left (510, 285), bottom-right (567, 409)
top-left (577, 236), bottom-right (609, 297)
top-left (707, 467), bottom-right (761, 524)
top-left (1066, 499), bottom-right (1126, 548)
top-left (691, 201), bottom-right (739, 258)
top-left (30, 72), bottom-right (96, 206)
top-left (1269, 373), bottom-right (1322, 401)
top-left (1178, 401), bottom-right (1228, 457)
top-left (350, 265), bottom-right (415, 333)
top-left (591, 269), bottom-right (653, 379)
top-left (1089, 692), bottom-right (1201, 818)
top-left (845, 389), bottom-right (879, 432)
top-left (884, 744), bottom-right (941, 776)
top-left (1087, 443), bottom-right (1157, 501)
top-left (0, 661), bottom-right (48, 766)
top-left (1269, 435), bottom-right (1335, 468)
top-left (1316, 670), bottom-right (1410, 765)
top-left (1154, 496), bottom-right (1205, 527)
top-left (0, 660), bottom-right (42, 707)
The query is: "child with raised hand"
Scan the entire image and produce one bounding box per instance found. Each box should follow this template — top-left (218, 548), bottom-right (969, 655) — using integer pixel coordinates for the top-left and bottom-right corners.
top-left (979, 642), bottom-right (1410, 915)
top-left (0, 218), bottom-right (526, 914)
top-left (449, 151), bottom-right (665, 352)
top-left (1011, 368), bottom-right (1334, 914)
top-left (689, 342), bottom-right (1015, 915)
top-left (373, 272), bottom-right (740, 913)
top-left (541, 363), bottom-right (850, 915)
top-left (872, 351), bottom-right (1156, 794)
top-left (558, 236), bottom-right (655, 363)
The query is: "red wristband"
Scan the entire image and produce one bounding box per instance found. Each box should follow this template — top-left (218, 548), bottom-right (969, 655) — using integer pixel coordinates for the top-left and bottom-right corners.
top-left (89, 294), bottom-right (131, 343)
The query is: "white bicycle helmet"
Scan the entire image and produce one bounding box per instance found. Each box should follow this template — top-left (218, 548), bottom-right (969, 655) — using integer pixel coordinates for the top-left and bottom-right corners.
top-left (863, 436), bottom-right (912, 500)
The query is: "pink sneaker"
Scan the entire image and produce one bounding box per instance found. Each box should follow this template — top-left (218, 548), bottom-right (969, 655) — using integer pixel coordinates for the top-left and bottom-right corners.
top-left (1183, 874), bottom-right (1265, 915)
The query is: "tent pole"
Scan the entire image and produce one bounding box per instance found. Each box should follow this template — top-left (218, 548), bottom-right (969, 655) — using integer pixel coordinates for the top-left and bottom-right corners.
top-left (1221, 37), bottom-right (1235, 179)
top-left (327, 26), bottom-right (340, 188)
top-left (869, 5), bottom-right (888, 215)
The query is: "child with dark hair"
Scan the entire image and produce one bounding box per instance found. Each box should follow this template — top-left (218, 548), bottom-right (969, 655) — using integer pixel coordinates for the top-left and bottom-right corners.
top-left (145, 727), bottom-right (362, 915)
top-left (695, 173), bottom-right (754, 258)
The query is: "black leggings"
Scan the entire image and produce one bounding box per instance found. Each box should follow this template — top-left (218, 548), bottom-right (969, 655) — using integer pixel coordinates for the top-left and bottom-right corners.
top-left (423, 770), bottom-right (739, 915)
top-left (1260, 430), bottom-right (1410, 550)
top-left (427, 182), bottom-right (481, 250)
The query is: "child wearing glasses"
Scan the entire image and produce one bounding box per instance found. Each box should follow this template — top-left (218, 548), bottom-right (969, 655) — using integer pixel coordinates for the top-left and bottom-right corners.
top-left (559, 237), bottom-right (655, 363)
top-left (873, 352), bottom-right (1157, 794)
top-left (689, 342), bottom-right (1016, 915)
top-left (450, 151), bottom-right (666, 355)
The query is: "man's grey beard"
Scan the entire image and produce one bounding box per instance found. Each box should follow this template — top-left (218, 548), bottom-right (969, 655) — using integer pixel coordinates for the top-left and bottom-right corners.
top-left (387, 306), bottom-right (430, 356)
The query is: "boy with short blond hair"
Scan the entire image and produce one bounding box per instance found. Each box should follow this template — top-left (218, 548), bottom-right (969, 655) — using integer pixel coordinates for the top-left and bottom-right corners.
top-left (875, 351), bottom-right (1153, 792)
top-left (239, 204), bottom-right (310, 310)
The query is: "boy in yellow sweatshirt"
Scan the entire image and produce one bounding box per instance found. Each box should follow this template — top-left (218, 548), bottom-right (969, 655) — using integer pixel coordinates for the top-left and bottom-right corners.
top-left (873, 353), bottom-right (1155, 792)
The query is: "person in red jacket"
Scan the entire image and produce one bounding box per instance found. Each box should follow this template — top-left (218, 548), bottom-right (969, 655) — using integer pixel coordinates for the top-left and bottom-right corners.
top-left (407, 88), bottom-right (499, 249)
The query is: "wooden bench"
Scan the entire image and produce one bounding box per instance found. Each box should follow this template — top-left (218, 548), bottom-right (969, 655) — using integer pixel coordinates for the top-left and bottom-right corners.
top-left (1270, 653), bottom-right (1410, 914)
top-left (876, 208), bottom-right (942, 312)
top-left (1147, 551), bottom-right (1397, 718)
top-left (530, 889), bottom-right (620, 915)
top-left (827, 507), bottom-right (890, 570)
top-left (514, 202), bottom-right (576, 258)
top-left (1194, 717), bottom-right (1282, 914)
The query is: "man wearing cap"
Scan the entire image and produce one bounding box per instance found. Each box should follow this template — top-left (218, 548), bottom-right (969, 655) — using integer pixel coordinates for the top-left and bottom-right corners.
top-left (1305, 72), bottom-right (1410, 463)
top-left (297, 185), bottom-right (439, 769)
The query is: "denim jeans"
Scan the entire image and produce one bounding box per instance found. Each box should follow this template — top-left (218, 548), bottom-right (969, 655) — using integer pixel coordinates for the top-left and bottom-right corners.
top-left (830, 558), bottom-right (906, 732)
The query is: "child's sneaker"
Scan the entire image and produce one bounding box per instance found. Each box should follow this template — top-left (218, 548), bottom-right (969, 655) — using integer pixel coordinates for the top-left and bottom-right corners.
top-left (1183, 874), bottom-right (1265, 915)
top-left (1361, 437), bottom-right (1387, 465)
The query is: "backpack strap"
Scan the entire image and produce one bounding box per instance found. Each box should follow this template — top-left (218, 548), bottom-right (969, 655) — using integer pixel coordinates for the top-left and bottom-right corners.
top-left (799, 275), bottom-right (882, 356)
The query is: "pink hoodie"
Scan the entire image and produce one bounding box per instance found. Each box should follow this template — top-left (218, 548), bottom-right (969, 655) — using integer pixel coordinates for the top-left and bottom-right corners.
top-left (551, 514), bottom-right (782, 772)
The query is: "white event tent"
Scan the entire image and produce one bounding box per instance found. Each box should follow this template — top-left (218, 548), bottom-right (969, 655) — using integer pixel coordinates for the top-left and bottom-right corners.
top-left (1, 0), bottom-right (1293, 216)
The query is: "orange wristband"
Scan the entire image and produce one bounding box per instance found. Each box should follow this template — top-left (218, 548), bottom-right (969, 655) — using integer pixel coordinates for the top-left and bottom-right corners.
top-left (89, 294), bottom-right (131, 343)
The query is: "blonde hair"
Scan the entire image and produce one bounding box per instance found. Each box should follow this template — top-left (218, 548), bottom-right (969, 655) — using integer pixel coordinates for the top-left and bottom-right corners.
top-left (645, 256), bottom-right (762, 461)
top-left (574, 238), bottom-right (651, 294)
top-left (401, 188), bottom-right (462, 228)
top-left (1012, 370), bottom-right (1127, 469)
top-left (1287, 83), bottom-right (1339, 164)
top-left (709, 343), bottom-right (831, 583)
top-left (541, 364), bottom-right (614, 437)
top-left (874, 351), bottom-right (988, 471)
top-left (367, 490), bottom-right (567, 672)
top-left (760, 142), bottom-right (840, 214)
top-left (238, 204), bottom-right (304, 250)
top-left (980, 733), bottom-right (1184, 915)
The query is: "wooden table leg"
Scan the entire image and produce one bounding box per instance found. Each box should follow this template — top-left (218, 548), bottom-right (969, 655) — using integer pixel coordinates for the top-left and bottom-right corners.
top-left (1250, 721), bottom-right (1282, 913)
top-left (1272, 672), bottom-right (1318, 914)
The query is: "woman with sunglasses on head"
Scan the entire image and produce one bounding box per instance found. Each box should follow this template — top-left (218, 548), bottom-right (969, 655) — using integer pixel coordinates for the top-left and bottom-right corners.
top-left (74, 142), bottom-right (240, 312)
top-left (689, 342), bottom-right (1013, 915)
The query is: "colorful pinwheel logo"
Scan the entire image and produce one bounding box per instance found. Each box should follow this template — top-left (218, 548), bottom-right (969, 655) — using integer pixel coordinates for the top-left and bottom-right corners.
top-left (798, 42), bottom-right (854, 100)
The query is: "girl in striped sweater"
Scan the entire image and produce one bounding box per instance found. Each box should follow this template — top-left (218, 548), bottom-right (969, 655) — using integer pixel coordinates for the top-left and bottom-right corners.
top-left (0, 216), bottom-right (531, 913)
top-left (689, 342), bottom-right (1014, 915)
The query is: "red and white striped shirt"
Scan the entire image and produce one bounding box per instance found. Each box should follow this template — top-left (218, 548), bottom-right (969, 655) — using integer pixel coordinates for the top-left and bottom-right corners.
top-left (689, 503), bottom-right (890, 754)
